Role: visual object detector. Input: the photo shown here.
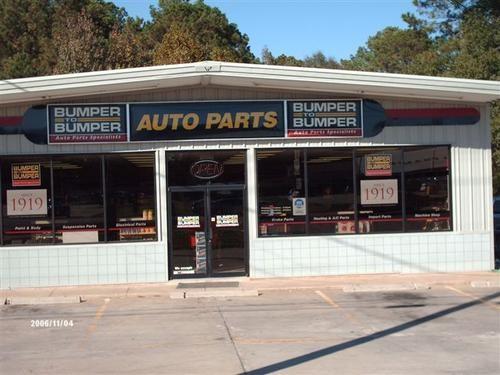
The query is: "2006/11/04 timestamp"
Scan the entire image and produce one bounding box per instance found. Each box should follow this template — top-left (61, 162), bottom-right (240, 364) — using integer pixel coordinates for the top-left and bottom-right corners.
top-left (30, 319), bottom-right (74, 328)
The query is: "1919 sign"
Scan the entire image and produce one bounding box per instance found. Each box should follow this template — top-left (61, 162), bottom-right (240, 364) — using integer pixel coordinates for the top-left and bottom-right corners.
top-left (7, 189), bottom-right (48, 216)
top-left (360, 179), bottom-right (398, 205)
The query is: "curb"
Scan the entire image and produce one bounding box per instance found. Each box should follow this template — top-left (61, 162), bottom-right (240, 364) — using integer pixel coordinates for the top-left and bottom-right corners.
top-left (342, 283), bottom-right (420, 293)
top-left (5, 296), bottom-right (83, 306)
top-left (170, 289), bottom-right (259, 299)
top-left (470, 280), bottom-right (500, 288)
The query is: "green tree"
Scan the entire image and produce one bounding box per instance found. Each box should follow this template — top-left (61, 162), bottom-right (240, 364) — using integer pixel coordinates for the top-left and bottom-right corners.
top-left (51, 0), bottom-right (139, 73)
top-left (107, 18), bottom-right (151, 69)
top-left (261, 48), bottom-right (340, 69)
top-left (261, 47), bottom-right (304, 67)
top-left (342, 0), bottom-right (499, 192)
top-left (303, 52), bottom-right (340, 69)
top-left (0, 0), bottom-right (52, 78)
top-left (52, 9), bottom-right (107, 74)
top-left (153, 22), bottom-right (206, 64)
top-left (341, 26), bottom-right (443, 75)
top-left (149, 0), bottom-right (254, 63)
top-left (413, 0), bottom-right (500, 194)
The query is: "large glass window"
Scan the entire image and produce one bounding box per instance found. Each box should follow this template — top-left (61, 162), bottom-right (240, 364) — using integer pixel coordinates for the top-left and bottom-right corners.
top-left (106, 153), bottom-right (157, 242)
top-left (256, 146), bottom-right (451, 237)
top-left (404, 146), bottom-right (451, 231)
top-left (53, 156), bottom-right (104, 244)
top-left (0, 152), bottom-right (157, 246)
top-left (356, 148), bottom-right (403, 233)
top-left (1, 158), bottom-right (53, 245)
top-left (257, 150), bottom-right (306, 236)
top-left (307, 149), bottom-right (355, 234)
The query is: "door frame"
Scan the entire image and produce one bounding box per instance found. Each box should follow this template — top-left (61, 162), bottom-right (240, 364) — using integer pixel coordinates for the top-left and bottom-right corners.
top-left (167, 184), bottom-right (249, 279)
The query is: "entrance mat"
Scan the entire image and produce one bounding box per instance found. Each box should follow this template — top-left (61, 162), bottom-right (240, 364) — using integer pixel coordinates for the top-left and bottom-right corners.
top-left (177, 282), bottom-right (240, 289)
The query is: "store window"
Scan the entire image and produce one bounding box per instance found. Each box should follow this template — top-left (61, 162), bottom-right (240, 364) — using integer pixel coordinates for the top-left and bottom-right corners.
top-left (106, 153), bottom-right (157, 242)
top-left (53, 156), bottom-right (104, 244)
top-left (167, 150), bottom-right (246, 186)
top-left (256, 146), bottom-right (450, 238)
top-left (307, 149), bottom-right (355, 234)
top-left (257, 149), bottom-right (306, 236)
top-left (0, 152), bottom-right (157, 246)
top-left (356, 148), bottom-right (403, 233)
top-left (404, 146), bottom-right (451, 231)
top-left (1, 158), bottom-right (53, 245)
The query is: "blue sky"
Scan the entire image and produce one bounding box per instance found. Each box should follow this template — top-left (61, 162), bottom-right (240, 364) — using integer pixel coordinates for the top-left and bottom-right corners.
top-left (112, 0), bottom-right (415, 60)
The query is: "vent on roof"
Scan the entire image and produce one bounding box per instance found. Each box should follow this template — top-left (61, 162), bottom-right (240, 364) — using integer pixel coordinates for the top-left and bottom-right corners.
top-left (195, 62), bottom-right (221, 73)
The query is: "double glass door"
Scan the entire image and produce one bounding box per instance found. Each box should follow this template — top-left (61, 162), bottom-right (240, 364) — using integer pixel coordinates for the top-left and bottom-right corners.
top-left (169, 187), bottom-right (246, 278)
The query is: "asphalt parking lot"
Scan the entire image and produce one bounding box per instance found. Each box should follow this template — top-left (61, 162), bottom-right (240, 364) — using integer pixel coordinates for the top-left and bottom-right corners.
top-left (1, 286), bottom-right (499, 374)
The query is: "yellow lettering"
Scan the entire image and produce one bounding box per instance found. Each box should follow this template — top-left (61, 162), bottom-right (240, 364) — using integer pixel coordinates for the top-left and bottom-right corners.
top-left (206, 113), bottom-right (221, 129)
top-left (234, 112), bottom-right (250, 129)
top-left (152, 114), bottom-right (168, 131)
top-left (263, 111), bottom-right (278, 128)
top-left (136, 115), bottom-right (152, 131)
top-left (250, 112), bottom-right (264, 128)
top-left (170, 113), bottom-right (183, 130)
top-left (218, 112), bottom-right (233, 129)
top-left (182, 113), bottom-right (199, 130)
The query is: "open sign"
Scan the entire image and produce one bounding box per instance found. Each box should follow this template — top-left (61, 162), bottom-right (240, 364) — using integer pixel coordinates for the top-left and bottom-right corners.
top-left (190, 160), bottom-right (224, 179)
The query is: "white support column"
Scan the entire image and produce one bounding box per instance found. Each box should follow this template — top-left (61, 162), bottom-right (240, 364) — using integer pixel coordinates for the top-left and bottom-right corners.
top-left (156, 149), bottom-right (169, 279)
top-left (246, 147), bottom-right (258, 276)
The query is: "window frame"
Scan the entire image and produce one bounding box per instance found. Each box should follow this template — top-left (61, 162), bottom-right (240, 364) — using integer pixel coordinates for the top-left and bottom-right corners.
top-left (256, 145), bottom-right (453, 238)
top-left (0, 151), bottom-right (158, 247)
top-left (105, 152), bottom-right (158, 243)
top-left (355, 147), bottom-right (404, 235)
top-left (402, 145), bottom-right (453, 233)
top-left (255, 147), bottom-right (308, 237)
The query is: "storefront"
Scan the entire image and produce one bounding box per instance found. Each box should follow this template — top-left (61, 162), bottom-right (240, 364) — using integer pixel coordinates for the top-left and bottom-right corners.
top-left (0, 61), bottom-right (498, 288)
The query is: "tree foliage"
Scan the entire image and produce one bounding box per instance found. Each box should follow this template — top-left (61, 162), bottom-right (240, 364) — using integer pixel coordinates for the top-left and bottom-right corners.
top-left (261, 48), bottom-right (340, 69)
top-left (0, 0), bottom-right (497, 191)
top-left (0, 0), bottom-right (253, 76)
top-left (52, 9), bottom-right (107, 74)
top-left (150, 0), bottom-right (254, 64)
top-left (0, 0), bottom-right (52, 78)
top-left (341, 26), bottom-right (440, 75)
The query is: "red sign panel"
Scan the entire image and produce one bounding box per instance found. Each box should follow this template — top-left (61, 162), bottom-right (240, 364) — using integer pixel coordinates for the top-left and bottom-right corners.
top-left (365, 154), bottom-right (392, 177)
top-left (11, 163), bottom-right (41, 187)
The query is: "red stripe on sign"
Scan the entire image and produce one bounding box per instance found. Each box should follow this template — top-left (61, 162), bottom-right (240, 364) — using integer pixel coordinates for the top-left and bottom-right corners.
top-left (385, 108), bottom-right (479, 119)
top-left (0, 116), bottom-right (23, 126)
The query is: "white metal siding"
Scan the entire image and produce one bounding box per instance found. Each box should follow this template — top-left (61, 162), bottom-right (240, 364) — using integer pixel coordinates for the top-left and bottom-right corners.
top-left (0, 85), bottom-right (494, 287)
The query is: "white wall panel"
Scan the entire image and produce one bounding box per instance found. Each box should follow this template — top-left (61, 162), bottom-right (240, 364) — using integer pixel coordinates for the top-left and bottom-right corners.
top-left (0, 85), bottom-right (494, 287)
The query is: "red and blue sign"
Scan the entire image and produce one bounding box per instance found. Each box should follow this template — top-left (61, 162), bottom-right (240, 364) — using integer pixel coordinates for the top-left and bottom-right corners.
top-left (0, 100), bottom-right (481, 145)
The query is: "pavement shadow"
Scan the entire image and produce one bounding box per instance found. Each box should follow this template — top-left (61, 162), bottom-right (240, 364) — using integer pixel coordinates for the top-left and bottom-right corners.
top-left (241, 290), bottom-right (500, 375)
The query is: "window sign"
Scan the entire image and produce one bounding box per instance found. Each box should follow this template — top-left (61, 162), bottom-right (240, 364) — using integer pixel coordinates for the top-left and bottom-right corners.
top-left (195, 231), bottom-right (207, 273)
top-left (365, 154), bottom-right (392, 176)
top-left (191, 160), bottom-right (224, 179)
top-left (62, 231), bottom-right (99, 244)
top-left (287, 100), bottom-right (363, 138)
top-left (7, 189), bottom-right (48, 216)
top-left (48, 105), bottom-right (127, 144)
top-left (177, 216), bottom-right (200, 228)
top-left (216, 215), bottom-right (239, 227)
top-left (337, 221), bottom-right (356, 234)
top-left (360, 179), bottom-right (398, 205)
top-left (11, 163), bottom-right (41, 187)
top-left (292, 198), bottom-right (306, 215)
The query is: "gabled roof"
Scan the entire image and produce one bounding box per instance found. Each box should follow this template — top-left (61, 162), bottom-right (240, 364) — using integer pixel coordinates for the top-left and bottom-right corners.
top-left (0, 61), bottom-right (498, 104)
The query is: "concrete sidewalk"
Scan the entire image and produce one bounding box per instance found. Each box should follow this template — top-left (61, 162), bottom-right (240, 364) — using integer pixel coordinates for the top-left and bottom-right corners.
top-left (2, 271), bottom-right (499, 304)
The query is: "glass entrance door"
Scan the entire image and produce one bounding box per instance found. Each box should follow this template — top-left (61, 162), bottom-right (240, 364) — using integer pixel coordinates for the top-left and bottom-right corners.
top-left (171, 191), bottom-right (207, 277)
top-left (170, 188), bottom-right (246, 278)
top-left (209, 189), bottom-right (245, 275)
